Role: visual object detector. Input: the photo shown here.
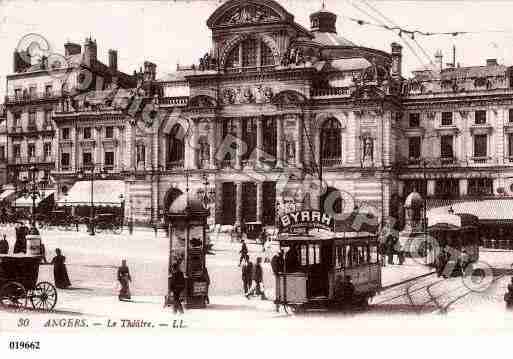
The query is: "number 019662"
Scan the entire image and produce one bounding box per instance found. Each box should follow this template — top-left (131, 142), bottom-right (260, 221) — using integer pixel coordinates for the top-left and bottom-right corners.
top-left (9, 341), bottom-right (40, 350)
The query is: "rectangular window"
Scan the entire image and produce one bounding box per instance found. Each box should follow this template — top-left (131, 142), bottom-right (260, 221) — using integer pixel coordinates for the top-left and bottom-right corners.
top-left (83, 127), bottom-right (91, 139)
top-left (261, 41), bottom-right (274, 67)
top-left (105, 126), bottom-right (114, 139)
top-left (82, 152), bottom-right (92, 166)
top-left (14, 89), bottom-right (21, 99)
top-left (62, 127), bottom-right (70, 140)
top-left (441, 112), bottom-right (453, 126)
top-left (13, 144), bottom-right (20, 158)
top-left (28, 111), bottom-right (36, 127)
top-left (104, 151), bottom-right (114, 166)
top-left (440, 135), bottom-right (453, 158)
top-left (13, 113), bottom-right (20, 128)
top-left (136, 144), bottom-right (145, 164)
top-left (28, 143), bottom-right (35, 158)
top-left (475, 110), bottom-right (487, 124)
top-left (43, 143), bottom-right (51, 158)
top-left (44, 110), bottom-right (51, 126)
top-left (474, 134), bottom-right (487, 157)
top-left (509, 109), bottom-right (513, 123)
top-left (468, 178), bottom-right (493, 196)
top-left (29, 86), bottom-right (37, 99)
top-left (0, 146), bottom-right (5, 161)
top-left (44, 85), bottom-right (52, 97)
top-left (435, 179), bottom-right (459, 198)
top-left (61, 153), bottom-right (70, 168)
top-left (408, 136), bottom-right (421, 159)
top-left (409, 113), bottom-right (420, 128)
top-left (509, 133), bottom-right (513, 157)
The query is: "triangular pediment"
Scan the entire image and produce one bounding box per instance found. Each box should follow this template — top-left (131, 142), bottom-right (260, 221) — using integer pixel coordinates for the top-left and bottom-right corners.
top-left (207, 0), bottom-right (293, 29)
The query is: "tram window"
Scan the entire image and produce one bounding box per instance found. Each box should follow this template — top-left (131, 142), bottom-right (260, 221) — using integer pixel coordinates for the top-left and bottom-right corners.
top-left (335, 246), bottom-right (342, 268)
top-left (300, 245), bottom-right (308, 266)
top-left (308, 244), bottom-right (321, 265)
top-left (369, 245), bottom-right (379, 264)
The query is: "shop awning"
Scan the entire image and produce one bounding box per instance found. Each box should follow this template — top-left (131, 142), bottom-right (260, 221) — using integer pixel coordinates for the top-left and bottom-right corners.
top-left (57, 180), bottom-right (124, 207)
top-left (0, 189), bottom-right (15, 201)
top-left (15, 190), bottom-right (55, 207)
top-left (428, 199), bottom-right (513, 223)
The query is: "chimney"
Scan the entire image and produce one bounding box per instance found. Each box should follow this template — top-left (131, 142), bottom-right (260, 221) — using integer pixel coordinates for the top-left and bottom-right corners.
top-left (64, 42), bottom-right (81, 57)
top-left (143, 61), bottom-right (157, 81)
top-left (83, 37), bottom-right (97, 67)
top-left (13, 50), bottom-right (31, 73)
top-left (486, 58), bottom-right (498, 66)
top-left (434, 49), bottom-right (443, 72)
top-left (108, 49), bottom-right (118, 71)
top-left (390, 42), bottom-right (402, 78)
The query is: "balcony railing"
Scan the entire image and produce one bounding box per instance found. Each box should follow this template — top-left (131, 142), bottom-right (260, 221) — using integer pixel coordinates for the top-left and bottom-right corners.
top-left (471, 156), bottom-right (490, 164)
top-left (10, 156), bottom-right (54, 165)
top-left (160, 97), bottom-right (189, 106)
top-left (321, 158), bottom-right (343, 167)
top-left (5, 91), bottom-right (61, 104)
top-left (165, 160), bottom-right (184, 170)
top-left (311, 87), bottom-right (350, 98)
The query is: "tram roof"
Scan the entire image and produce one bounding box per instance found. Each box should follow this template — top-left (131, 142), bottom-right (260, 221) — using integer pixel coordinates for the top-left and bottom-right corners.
top-left (428, 200), bottom-right (512, 223)
top-left (277, 230), bottom-right (377, 242)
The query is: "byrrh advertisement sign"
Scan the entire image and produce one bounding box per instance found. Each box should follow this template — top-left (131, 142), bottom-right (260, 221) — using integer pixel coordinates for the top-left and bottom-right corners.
top-left (278, 210), bottom-right (335, 233)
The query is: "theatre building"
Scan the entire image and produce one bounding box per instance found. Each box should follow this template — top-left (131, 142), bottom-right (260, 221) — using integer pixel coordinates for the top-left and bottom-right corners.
top-left (147, 0), bottom-right (404, 226)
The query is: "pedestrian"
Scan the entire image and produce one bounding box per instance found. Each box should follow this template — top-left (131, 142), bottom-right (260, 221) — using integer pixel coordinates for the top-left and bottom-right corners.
top-left (284, 245), bottom-right (299, 272)
top-left (437, 248), bottom-right (447, 278)
top-left (505, 277), bottom-right (513, 309)
top-left (239, 239), bottom-right (248, 266)
top-left (13, 221), bottom-right (27, 254)
top-left (385, 233), bottom-right (395, 265)
top-left (241, 255), bottom-right (252, 295)
top-left (51, 248), bottom-right (71, 289)
top-left (169, 263), bottom-right (185, 314)
top-left (117, 259), bottom-right (132, 301)
top-left (40, 242), bottom-right (48, 264)
top-left (202, 267), bottom-right (210, 305)
top-left (247, 257), bottom-right (266, 300)
top-left (271, 250), bottom-right (284, 276)
top-left (263, 236), bottom-right (272, 263)
top-left (259, 229), bottom-right (267, 251)
top-left (0, 234), bottom-right (8, 254)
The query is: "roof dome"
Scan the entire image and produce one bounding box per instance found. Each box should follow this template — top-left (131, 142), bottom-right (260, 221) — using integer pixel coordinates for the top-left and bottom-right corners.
top-left (168, 193), bottom-right (208, 215)
top-left (404, 191), bottom-right (424, 208)
top-left (310, 5), bottom-right (337, 34)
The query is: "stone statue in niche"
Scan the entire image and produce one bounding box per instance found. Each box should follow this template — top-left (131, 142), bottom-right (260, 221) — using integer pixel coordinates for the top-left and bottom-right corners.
top-left (362, 136), bottom-right (374, 165)
top-left (286, 139), bottom-right (295, 162)
top-left (222, 88), bottom-right (235, 105)
top-left (242, 88), bottom-right (254, 103)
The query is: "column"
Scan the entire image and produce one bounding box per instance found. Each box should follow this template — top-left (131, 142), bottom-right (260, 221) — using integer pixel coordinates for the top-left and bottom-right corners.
top-left (459, 178), bottom-right (468, 197)
top-left (129, 123), bottom-right (136, 171)
top-left (235, 120), bottom-right (242, 170)
top-left (295, 114), bottom-right (303, 168)
top-left (256, 116), bottom-right (263, 167)
top-left (55, 125), bottom-right (61, 171)
top-left (116, 126), bottom-right (124, 170)
top-left (235, 181), bottom-right (242, 225)
top-left (190, 119), bottom-right (198, 170)
top-left (209, 119), bottom-right (217, 169)
top-left (152, 129), bottom-right (159, 170)
top-left (215, 182), bottom-right (222, 224)
top-left (427, 179), bottom-right (436, 197)
top-left (303, 113), bottom-right (312, 168)
top-left (95, 126), bottom-right (102, 166)
top-left (398, 181), bottom-right (405, 197)
top-left (256, 181), bottom-right (263, 222)
top-left (71, 127), bottom-right (77, 171)
top-left (276, 115), bottom-right (284, 168)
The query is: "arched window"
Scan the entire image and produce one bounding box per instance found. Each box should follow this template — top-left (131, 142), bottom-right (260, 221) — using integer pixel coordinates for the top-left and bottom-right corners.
top-left (321, 118), bottom-right (342, 165)
top-left (166, 124), bottom-right (185, 169)
top-left (225, 38), bottom-right (275, 72)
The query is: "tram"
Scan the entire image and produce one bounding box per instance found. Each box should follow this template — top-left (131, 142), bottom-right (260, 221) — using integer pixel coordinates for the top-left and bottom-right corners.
top-left (275, 230), bottom-right (381, 312)
top-left (426, 212), bottom-right (480, 269)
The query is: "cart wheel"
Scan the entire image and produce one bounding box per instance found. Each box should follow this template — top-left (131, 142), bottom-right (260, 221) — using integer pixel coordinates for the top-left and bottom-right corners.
top-left (0, 282), bottom-right (27, 309)
top-left (29, 282), bottom-right (57, 311)
top-left (112, 224), bottom-right (122, 235)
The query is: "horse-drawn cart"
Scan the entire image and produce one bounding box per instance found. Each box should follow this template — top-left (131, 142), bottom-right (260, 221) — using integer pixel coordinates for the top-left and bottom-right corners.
top-left (0, 255), bottom-right (57, 310)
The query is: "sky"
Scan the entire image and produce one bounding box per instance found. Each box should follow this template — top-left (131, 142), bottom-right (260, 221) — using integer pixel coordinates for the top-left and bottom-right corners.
top-left (1, 0), bottom-right (513, 98)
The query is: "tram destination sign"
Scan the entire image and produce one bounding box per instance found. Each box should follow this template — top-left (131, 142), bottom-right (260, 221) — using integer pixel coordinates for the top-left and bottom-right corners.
top-left (278, 210), bottom-right (334, 233)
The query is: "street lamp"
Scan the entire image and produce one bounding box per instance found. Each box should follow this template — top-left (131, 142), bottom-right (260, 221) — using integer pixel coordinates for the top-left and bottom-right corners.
top-left (119, 193), bottom-right (125, 230)
top-left (78, 164), bottom-right (107, 236)
top-left (20, 165), bottom-right (46, 232)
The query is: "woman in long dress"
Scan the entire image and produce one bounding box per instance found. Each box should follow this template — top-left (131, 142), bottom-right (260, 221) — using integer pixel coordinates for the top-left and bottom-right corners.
top-left (51, 248), bottom-right (71, 289)
top-left (117, 259), bottom-right (132, 301)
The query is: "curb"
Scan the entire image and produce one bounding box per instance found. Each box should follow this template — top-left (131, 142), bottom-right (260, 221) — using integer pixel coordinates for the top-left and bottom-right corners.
top-left (381, 270), bottom-right (436, 291)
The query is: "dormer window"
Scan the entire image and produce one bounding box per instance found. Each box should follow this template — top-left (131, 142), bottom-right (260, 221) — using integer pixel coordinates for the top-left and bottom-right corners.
top-left (225, 38), bottom-right (275, 72)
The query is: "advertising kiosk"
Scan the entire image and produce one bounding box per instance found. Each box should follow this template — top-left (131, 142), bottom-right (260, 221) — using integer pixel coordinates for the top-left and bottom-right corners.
top-left (165, 194), bottom-right (209, 309)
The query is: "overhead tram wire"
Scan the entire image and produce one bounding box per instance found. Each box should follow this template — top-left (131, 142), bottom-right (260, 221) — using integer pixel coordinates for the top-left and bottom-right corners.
top-left (345, 0), bottom-right (435, 76)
